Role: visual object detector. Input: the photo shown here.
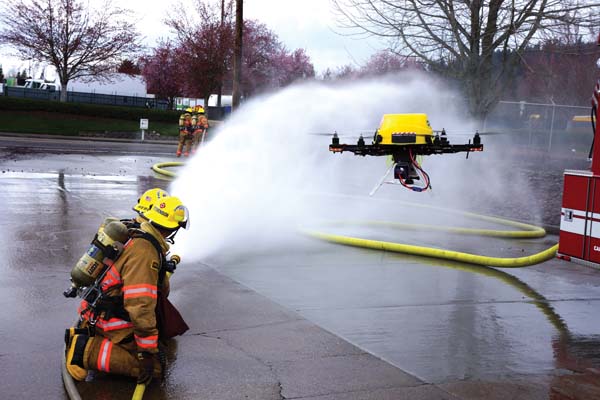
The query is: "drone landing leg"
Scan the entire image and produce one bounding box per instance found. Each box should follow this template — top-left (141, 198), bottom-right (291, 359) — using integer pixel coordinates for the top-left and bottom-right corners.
top-left (369, 162), bottom-right (396, 196)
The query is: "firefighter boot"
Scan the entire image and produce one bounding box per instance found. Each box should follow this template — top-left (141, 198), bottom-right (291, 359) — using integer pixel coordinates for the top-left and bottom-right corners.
top-left (66, 334), bottom-right (89, 381)
top-left (64, 327), bottom-right (89, 347)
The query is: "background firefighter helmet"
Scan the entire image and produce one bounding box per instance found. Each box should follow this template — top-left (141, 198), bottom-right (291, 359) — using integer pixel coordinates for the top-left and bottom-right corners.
top-left (144, 196), bottom-right (190, 230)
top-left (185, 107), bottom-right (194, 113)
top-left (133, 188), bottom-right (170, 215)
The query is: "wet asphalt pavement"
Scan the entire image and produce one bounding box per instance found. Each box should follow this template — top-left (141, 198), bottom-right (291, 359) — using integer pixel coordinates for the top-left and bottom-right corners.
top-left (1, 134), bottom-right (600, 400)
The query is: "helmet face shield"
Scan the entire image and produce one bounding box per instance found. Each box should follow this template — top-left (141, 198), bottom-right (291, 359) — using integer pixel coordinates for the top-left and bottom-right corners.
top-left (173, 205), bottom-right (190, 229)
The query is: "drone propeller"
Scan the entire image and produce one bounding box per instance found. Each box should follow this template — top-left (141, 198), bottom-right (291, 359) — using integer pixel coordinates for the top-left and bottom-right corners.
top-left (308, 130), bottom-right (373, 139)
top-left (434, 129), bottom-right (505, 136)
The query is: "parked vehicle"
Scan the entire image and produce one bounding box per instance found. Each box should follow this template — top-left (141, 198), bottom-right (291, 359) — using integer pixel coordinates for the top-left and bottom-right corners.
top-left (23, 78), bottom-right (44, 89)
top-left (39, 82), bottom-right (59, 91)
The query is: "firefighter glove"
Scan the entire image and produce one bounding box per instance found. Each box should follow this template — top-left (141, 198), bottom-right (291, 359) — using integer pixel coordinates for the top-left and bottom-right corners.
top-left (137, 351), bottom-right (156, 385)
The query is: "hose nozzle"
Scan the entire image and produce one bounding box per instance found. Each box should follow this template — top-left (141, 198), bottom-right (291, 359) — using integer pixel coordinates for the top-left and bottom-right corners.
top-left (165, 254), bottom-right (181, 273)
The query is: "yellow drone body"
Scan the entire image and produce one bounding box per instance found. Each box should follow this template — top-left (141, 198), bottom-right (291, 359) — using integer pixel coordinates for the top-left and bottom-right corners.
top-left (328, 112), bottom-right (482, 192)
top-left (376, 113), bottom-right (433, 145)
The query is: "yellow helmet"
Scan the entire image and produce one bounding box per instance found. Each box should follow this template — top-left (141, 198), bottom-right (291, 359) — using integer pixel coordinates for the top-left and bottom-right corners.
top-left (133, 188), bottom-right (169, 215)
top-left (185, 107), bottom-right (194, 113)
top-left (144, 196), bottom-right (190, 230)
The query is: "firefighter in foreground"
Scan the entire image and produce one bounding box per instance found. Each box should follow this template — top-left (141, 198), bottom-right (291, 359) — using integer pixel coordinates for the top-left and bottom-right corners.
top-left (65, 195), bottom-right (190, 385)
top-left (176, 108), bottom-right (195, 157)
top-left (192, 106), bottom-right (209, 154)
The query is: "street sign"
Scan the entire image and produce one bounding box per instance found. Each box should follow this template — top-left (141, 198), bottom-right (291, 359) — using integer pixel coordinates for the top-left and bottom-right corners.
top-left (140, 119), bottom-right (149, 130)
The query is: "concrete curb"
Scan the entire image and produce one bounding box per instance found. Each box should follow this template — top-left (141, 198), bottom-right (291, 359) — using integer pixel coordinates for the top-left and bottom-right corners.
top-left (0, 131), bottom-right (177, 145)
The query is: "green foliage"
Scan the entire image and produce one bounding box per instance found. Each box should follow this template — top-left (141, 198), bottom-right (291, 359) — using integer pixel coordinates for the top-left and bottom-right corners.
top-left (0, 110), bottom-right (179, 136)
top-left (0, 97), bottom-right (181, 136)
top-left (0, 96), bottom-right (180, 122)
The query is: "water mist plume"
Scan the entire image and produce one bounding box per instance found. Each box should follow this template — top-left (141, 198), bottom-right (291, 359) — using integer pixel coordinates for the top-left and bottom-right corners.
top-left (169, 72), bottom-right (532, 261)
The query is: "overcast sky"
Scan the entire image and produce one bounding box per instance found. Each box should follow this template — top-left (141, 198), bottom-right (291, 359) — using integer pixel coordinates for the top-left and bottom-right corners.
top-left (1, 0), bottom-right (384, 76)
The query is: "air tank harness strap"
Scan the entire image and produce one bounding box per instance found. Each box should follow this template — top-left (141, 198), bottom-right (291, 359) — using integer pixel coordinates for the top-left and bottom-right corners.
top-left (121, 218), bottom-right (142, 230)
top-left (129, 231), bottom-right (167, 287)
top-left (79, 231), bottom-right (165, 329)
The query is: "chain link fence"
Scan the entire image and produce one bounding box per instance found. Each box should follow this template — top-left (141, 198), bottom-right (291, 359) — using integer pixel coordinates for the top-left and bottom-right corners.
top-left (484, 100), bottom-right (593, 155)
top-left (3, 85), bottom-right (169, 110)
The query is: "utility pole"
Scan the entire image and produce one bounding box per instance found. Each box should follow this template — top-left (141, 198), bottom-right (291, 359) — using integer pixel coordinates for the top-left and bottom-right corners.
top-left (232, 0), bottom-right (243, 110)
top-left (217, 0), bottom-right (225, 108)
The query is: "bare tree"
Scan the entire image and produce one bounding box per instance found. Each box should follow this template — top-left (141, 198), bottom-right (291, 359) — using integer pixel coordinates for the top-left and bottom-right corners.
top-left (332, 0), bottom-right (600, 119)
top-left (0, 0), bottom-right (141, 101)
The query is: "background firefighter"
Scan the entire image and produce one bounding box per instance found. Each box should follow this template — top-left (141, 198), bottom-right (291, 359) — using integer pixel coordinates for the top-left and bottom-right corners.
top-left (65, 196), bottom-right (190, 385)
top-left (176, 108), bottom-right (195, 157)
top-left (192, 106), bottom-right (209, 154)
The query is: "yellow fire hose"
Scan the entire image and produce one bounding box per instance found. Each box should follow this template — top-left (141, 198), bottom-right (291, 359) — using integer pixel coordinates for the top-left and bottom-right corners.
top-left (307, 229), bottom-right (558, 268)
top-left (132, 384), bottom-right (146, 400)
top-left (151, 161), bottom-right (558, 267)
top-left (299, 194), bottom-right (559, 268)
top-left (152, 161), bottom-right (184, 178)
top-left (304, 213), bottom-right (557, 268)
top-left (61, 344), bottom-right (82, 400)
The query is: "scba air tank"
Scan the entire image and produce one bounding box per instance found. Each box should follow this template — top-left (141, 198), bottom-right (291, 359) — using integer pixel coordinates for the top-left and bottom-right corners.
top-left (70, 218), bottom-right (129, 288)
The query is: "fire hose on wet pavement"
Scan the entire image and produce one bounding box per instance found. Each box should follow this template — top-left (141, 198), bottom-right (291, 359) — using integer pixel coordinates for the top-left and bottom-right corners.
top-left (151, 161), bottom-right (183, 178)
top-left (62, 344), bottom-right (147, 400)
top-left (303, 218), bottom-right (558, 268)
top-left (151, 162), bottom-right (559, 268)
top-left (59, 163), bottom-right (559, 399)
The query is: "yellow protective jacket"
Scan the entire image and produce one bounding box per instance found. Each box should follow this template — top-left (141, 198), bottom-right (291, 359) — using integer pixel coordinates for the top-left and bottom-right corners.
top-left (78, 222), bottom-right (169, 354)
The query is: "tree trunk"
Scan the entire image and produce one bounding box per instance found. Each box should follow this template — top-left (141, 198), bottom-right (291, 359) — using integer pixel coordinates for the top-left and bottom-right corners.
top-left (60, 82), bottom-right (68, 102)
top-left (204, 95), bottom-right (210, 118)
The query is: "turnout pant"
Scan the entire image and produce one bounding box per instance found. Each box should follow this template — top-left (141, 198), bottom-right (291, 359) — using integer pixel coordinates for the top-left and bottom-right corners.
top-left (83, 335), bottom-right (161, 378)
top-left (176, 131), bottom-right (194, 155)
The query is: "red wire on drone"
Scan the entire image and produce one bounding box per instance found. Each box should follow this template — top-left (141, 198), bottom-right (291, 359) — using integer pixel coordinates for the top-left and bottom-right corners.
top-left (408, 149), bottom-right (430, 191)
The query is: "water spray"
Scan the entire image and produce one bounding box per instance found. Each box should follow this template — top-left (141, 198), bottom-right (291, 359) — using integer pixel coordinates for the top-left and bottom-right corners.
top-left (162, 72), bottom-right (546, 264)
